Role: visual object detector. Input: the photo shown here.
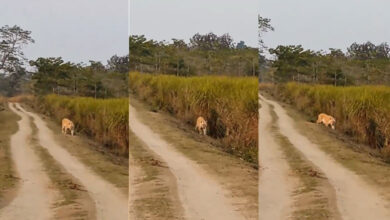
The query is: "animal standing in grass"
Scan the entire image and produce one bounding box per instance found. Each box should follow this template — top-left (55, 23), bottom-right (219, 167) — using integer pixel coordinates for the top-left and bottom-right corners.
top-left (62, 118), bottom-right (75, 136)
top-left (195, 116), bottom-right (208, 135)
top-left (316, 113), bottom-right (336, 130)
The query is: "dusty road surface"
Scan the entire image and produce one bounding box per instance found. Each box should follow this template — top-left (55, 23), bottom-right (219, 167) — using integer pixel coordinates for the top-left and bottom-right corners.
top-left (0, 103), bottom-right (57, 220)
top-left (260, 94), bottom-right (390, 220)
top-left (14, 104), bottom-right (128, 220)
top-left (259, 97), bottom-right (296, 220)
top-left (129, 104), bottom-right (246, 220)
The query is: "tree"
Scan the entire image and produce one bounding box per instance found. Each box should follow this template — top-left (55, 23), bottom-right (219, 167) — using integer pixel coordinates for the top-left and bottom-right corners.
top-left (89, 60), bottom-right (106, 73)
top-left (236, 41), bottom-right (248, 49)
top-left (258, 15), bottom-right (274, 82)
top-left (189, 32), bottom-right (234, 50)
top-left (346, 42), bottom-right (390, 60)
top-left (128, 34), bottom-right (258, 76)
top-left (107, 55), bottom-right (129, 73)
top-left (0, 25), bottom-right (34, 75)
top-left (270, 45), bottom-right (318, 82)
top-left (29, 57), bottom-right (71, 94)
top-left (376, 43), bottom-right (390, 59)
top-left (172, 39), bottom-right (188, 49)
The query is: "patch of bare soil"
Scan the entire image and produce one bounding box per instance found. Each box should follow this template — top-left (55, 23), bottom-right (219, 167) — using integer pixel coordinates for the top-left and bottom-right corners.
top-left (29, 116), bottom-right (96, 220)
top-left (129, 131), bottom-right (185, 219)
top-left (259, 97), bottom-right (297, 220)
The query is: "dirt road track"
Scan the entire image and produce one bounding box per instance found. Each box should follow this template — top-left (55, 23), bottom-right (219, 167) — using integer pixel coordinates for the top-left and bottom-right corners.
top-left (259, 97), bottom-right (296, 220)
top-left (129, 104), bottom-right (246, 220)
top-left (260, 94), bottom-right (390, 220)
top-left (0, 103), bottom-right (56, 220)
top-left (17, 103), bottom-right (128, 220)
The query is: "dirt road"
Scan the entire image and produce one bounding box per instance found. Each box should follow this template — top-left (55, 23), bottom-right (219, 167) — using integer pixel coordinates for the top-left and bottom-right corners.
top-left (0, 103), bottom-right (127, 220)
top-left (18, 104), bottom-right (128, 220)
top-left (129, 104), bottom-right (246, 220)
top-left (260, 94), bottom-right (390, 220)
top-left (0, 103), bottom-right (57, 220)
top-left (259, 97), bottom-right (296, 220)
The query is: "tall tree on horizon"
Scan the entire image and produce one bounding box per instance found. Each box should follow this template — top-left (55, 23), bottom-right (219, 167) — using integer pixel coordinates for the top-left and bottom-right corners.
top-left (258, 15), bottom-right (274, 82)
top-left (0, 25), bottom-right (34, 75)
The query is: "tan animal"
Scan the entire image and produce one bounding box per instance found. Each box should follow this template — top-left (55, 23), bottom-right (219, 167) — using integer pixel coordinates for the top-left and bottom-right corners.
top-left (62, 118), bottom-right (75, 136)
top-left (316, 113), bottom-right (336, 130)
top-left (195, 116), bottom-right (207, 135)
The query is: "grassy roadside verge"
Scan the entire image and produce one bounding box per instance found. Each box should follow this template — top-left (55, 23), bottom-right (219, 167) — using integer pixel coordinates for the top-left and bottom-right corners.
top-left (0, 103), bottom-right (20, 206)
top-left (269, 104), bottom-right (340, 220)
top-left (129, 131), bottom-right (183, 219)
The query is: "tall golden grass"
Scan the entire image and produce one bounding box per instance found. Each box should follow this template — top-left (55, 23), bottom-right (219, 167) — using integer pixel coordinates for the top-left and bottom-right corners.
top-left (130, 72), bottom-right (258, 163)
top-left (265, 82), bottom-right (390, 158)
top-left (40, 95), bottom-right (129, 155)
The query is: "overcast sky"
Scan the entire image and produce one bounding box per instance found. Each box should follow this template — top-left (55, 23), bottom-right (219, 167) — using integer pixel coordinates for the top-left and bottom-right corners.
top-left (1, 0), bottom-right (128, 64)
top-left (261, 0), bottom-right (390, 52)
top-left (130, 0), bottom-right (260, 47)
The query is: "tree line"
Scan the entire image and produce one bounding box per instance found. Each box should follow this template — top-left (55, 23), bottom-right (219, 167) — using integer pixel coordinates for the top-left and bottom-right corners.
top-left (129, 33), bottom-right (259, 77)
top-left (0, 25), bottom-right (128, 97)
top-left (258, 16), bottom-right (390, 86)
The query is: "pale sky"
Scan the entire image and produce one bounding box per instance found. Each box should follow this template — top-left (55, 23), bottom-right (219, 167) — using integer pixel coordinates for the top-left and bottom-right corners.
top-left (261, 0), bottom-right (390, 52)
top-left (1, 0), bottom-right (128, 64)
top-left (130, 0), bottom-right (260, 47)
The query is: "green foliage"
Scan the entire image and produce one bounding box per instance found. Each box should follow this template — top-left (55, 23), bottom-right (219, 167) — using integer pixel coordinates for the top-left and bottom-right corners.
top-left (41, 95), bottom-right (129, 155)
top-left (129, 34), bottom-right (259, 77)
top-left (267, 42), bottom-right (390, 85)
top-left (269, 83), bottom-right (390, 156)
top-left (129, 72), bottom-right (258, 163)
top-left (29, 57), bottom-right (128, 98)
